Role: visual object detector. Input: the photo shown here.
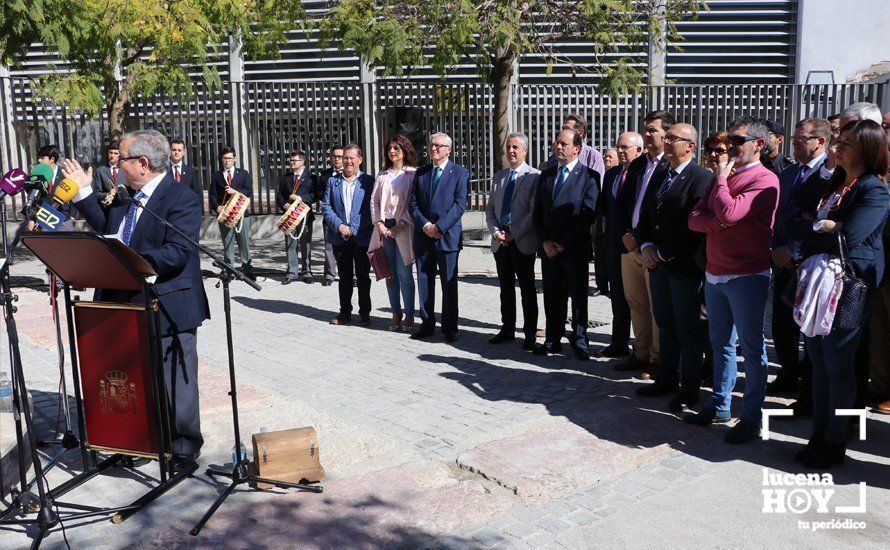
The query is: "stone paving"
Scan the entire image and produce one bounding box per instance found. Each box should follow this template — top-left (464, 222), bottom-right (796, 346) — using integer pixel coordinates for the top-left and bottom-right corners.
top-left (0, 217), bottom-right (888, 549)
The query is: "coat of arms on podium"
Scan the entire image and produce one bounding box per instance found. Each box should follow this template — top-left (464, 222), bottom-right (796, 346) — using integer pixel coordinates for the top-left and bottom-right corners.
top-left (98, 371), bottom-right (139, 416)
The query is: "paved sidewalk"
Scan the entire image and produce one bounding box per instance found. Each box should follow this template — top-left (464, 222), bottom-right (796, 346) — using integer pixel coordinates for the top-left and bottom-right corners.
top-left (0, 226), bottom-right (888, 549)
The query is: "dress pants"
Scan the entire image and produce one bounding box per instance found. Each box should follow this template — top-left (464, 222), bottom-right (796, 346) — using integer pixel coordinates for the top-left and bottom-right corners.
top-left (161, 329), bottom-right (202, 457)
top-left (332, 239), bottom-right (371, 317)
top-left (493, 244), bottom-right (538, 339)
top-left (869, 286), bottom-right (890, 399)
top-left (593, 220), bottom-right (609, 294)
top-left (771, 266), bottom-right (811, 381)
top-left (540, 250), bottom-right (589, 349)
top-left (649, 265), bottom-right (704, 393)
top-left (220, 217), bottom-right (251, 266)
top-left (416, 248), bottom-right (459, 335)
top-left (284, 218), bottom-right (314, 278)
top-left (604, 246), bottom-right (630, 348)
top-left (621, 250), bottom-right (659, 363)
top-left (323, 222), bottom-right (338, 282)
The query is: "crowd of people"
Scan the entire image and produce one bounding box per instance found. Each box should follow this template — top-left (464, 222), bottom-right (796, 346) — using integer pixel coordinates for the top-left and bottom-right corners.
top-left (50, 101), bottom-right (890, 471)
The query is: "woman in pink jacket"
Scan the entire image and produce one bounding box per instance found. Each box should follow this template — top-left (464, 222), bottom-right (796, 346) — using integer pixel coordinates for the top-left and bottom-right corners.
top-left (370, 136), bottom-right (418, 331)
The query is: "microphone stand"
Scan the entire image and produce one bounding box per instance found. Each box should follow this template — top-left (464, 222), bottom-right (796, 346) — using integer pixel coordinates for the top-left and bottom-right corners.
top-left (117, 189), bottom-right (322, 537)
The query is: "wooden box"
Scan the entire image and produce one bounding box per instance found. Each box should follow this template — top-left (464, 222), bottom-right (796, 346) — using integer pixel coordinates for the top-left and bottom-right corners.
top-left (251, 426), bottom-right (324, 490)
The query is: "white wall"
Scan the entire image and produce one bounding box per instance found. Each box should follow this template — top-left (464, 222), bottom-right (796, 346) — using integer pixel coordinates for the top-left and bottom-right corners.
top-left (796, 0), bottom-right (890, 83)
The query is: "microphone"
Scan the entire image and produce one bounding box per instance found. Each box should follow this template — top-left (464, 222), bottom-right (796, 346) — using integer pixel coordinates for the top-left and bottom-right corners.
top-left (0, 168), bottom-right (28, 198)
top-left (23, 163), bottom-right (55, 210)
top-left (31, 178), bottom-right (80, 232)
top-left (114, 184), bottom-right (132, 204)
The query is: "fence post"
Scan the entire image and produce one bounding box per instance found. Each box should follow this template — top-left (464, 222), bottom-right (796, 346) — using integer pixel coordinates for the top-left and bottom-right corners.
top-left (228, 30), bottom-right (250, 176)
top-left (360, 57), bottom-right (379, 174)
top-left (0, 67), bottom-right (21, 172)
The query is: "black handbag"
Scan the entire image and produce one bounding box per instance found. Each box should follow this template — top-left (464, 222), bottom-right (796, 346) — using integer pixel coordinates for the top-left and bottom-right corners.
top-left (833, 233), bottom-right (868, 330)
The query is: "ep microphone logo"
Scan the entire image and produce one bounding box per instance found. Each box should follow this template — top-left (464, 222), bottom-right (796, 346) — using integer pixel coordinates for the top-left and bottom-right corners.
top-left (34, 202), bottom-right (68, 231)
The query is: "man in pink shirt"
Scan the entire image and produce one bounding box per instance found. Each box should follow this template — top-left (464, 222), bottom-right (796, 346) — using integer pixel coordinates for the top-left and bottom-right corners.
top-left (686, 116), bottom-right (780, 444)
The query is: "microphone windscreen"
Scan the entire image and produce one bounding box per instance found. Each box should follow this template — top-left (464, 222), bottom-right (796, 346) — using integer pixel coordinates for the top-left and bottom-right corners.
top-left (0, 168), bottom-right (27, 195)
top-left (52, 178), bottom-right (80, 204)
top-left (29, 163), bottom-right (55, 184)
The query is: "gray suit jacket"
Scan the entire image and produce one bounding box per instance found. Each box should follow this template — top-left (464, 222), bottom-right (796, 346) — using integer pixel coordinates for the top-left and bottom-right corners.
top-left (91, 163), bottom-right (127, 202)
top-left (485, 163), bottom-right (540, 255)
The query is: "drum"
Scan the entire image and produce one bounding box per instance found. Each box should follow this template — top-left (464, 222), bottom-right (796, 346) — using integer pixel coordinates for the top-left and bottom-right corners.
top-left (275, 197), bottom-right (311, 238)
top-left (217, 191), bottom-right (250, 232)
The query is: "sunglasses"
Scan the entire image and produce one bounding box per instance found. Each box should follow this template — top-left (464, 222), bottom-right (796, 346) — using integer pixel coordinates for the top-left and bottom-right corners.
top-left (705, 147), bottom-right (728, 155)
top-left (728, 135), bottom-right (760, 147)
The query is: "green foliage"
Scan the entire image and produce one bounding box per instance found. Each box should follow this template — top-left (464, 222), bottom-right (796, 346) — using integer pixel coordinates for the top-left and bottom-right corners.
top-left (0, 0), bottom-right (306, 120)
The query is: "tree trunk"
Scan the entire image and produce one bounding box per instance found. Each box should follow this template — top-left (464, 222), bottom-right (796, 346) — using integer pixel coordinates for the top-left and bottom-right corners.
top-left (105, 67), bottom-right (131, 142)
top-left (491, 50), bottom-right (516, 172)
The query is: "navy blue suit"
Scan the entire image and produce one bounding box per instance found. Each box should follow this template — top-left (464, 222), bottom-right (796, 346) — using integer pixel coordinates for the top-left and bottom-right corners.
top-left (77, 173), bottom-right (209, 457)
top-left (169, 163), bottom-right (203, 210)
top-left (534, 162), bottom-right (600, 348)
top-left (598, 165), bottom-right (631, 348)
top-left (409, 161), bottom-right (469, 335)
top-left (322, 172), bottom-right (375, 318)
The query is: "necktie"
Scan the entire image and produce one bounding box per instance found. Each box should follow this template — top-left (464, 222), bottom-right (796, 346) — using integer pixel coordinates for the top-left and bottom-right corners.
top-left (431, 166), bottom-right (443, 197)
top-left (174, 165), bottom-right (181, 182)
top-left (500, 169), bottom-right (516, 226)
top-left (792, 163), bottom-right (807, 190)
top-left (656, 169), bottom-right (678, 211)
top-left (293, 173), bottom-right (298, 193)
top-left (112, 166), bottom-right (118, 180)
top-left (552, 166), bottom-right (569, 200)
top-left (615, 167), bottom-right (628, 197)
top-left (226, 170), bottom-right (233, 185)
top-left (121, 190), bottom-right (145, 246)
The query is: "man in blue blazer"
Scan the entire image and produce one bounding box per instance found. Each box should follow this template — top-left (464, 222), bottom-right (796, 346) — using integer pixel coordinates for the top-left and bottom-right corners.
top-left (208, 147), bottom-right (254, 280)
top-left (533, 129), bottom-right (600, 360)
top-left (409, 132), bottom-right (469, 342)
top-left (64, 130), bottom-right (210, 468)
top-left (322, 144), bottom-right (375, 326)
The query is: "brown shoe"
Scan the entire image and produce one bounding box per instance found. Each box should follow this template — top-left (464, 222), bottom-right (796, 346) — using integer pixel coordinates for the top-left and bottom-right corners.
top-left (330, 313), bottom-right (351, 325)
top-left (875, 400), bottom-right (890, 415)
top-left (638, 363), bottom-right (659, 381)
top-left (614, 356), bottom-right (648, 372)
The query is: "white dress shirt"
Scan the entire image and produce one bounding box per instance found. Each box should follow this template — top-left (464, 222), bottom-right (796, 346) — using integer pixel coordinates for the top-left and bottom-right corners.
top-left (341, 172), bottom-right (359, 224)
top-left (73, 172), bottom-right (166, 241)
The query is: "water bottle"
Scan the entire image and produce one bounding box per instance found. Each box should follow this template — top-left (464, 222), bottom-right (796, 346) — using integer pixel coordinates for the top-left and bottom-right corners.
top-left (231, 440), bottom-right (247, 464)
top-left (0, 372), bottom-right (13, 414)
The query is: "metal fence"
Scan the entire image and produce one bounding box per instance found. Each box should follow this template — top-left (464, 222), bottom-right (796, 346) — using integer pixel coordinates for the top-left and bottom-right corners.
top-left (2, 78), bottom-right (888, 215)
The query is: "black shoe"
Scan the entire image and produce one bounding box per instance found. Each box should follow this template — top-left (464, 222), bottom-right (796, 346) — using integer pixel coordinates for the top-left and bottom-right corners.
top-left (636, 383), bottom-right (678, 398)
top-left (596, 343), bottom-right (632, 358)
top-left (444, 332), bottom-right (457, 343)
top-left (803, 440), bottom-right (845, 469)
top-left (170, 450), bottom-right (200, 473)
top-left (410, 326), bottom-right (435, 340)
top-left (121, 456), bottom-right (152, 468)
top-left (303, 275), bottom-right (316, 284)
top-left (533, 341), bottom-right (562, 355)
top-left (773, 399), bottom-right (813, 421)
top-left (724, 419), bottom-right (761, 444)
top-left (488, 331), bottom-right (515, 344)
top-left (794, 433), bottom-right (824, 463)
top-left (241, 264), bottom-right (256, 281)
top-left (668, 392), bottom-right (700, 413)
top-left (683, 407), bottom-right (732, 426)
top-left (282, 278), bottom-right (295, 285)
top-left (573, 346), bottom-right (590, 361)
top-left (766, 375), bottom-right (799, 395)
top-left (321, 279), bottom-right (333, 287)
top-left (359, 315), bottom-right (371, 327)
top-left (522, 337), bottom-right (536, 351)
top-left (330, 313), bottom-right (352, 325)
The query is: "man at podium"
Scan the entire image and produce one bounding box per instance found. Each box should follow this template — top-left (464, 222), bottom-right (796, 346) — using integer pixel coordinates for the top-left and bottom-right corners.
top-left (61, 130), bottom-right (210, 469)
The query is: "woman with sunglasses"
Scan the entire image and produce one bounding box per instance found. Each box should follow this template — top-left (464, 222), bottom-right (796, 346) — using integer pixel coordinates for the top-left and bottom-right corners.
top-left (702, 131), bottom-right (730, 173)
top-left (369, 135), bottom-right (418, 331)
top-left (789, 119), bottom-right (889, 468)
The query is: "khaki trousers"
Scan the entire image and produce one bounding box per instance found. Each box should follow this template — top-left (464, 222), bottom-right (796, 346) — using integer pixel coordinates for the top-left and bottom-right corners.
top-left (621, 249), bottom-right (660, 363)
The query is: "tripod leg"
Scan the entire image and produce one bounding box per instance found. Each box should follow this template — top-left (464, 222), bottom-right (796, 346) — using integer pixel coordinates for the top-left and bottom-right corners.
top-left (112, 461), bottom-right (198, 524)
top-left (189, 479), bottom-right (239, 536)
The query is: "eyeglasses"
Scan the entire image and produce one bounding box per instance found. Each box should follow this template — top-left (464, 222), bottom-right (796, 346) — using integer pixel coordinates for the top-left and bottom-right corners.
top-left (882, 122), bottom-right (890, 130)
top-left (221, 156), bottom-right (236, 162)
top-left (663, 135), bottom-right (692, 144)
top-left (705, 147), bottom-right (728, 155)
top-left (616, 144), bottom-right (638, 151)
top-left (118, 156), bottom-right (142, 163)
top-left (791, 134), bottom-right (820, 142)
top-left (728, 135), bottom-right (760, 147)
top-left (429, 143), bottom-right (451, 149)
top-left (289, 159), bottom-right (303, 164)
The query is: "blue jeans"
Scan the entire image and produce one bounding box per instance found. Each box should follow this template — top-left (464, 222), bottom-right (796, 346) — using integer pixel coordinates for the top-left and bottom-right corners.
top-left (649, 266), bottom-right (704, 393)
top-left (704, 275), bottom-right (770, 423)
top-left (383, 237), bottom-right (415, 316)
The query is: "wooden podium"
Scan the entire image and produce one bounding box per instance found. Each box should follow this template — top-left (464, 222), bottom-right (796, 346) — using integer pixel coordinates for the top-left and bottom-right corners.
top-left (19, 232), bottom-right (196, 523)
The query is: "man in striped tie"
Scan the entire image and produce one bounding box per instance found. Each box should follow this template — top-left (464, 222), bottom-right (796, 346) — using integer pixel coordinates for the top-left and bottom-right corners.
top-left (632, 123), bottom-right (713, 412)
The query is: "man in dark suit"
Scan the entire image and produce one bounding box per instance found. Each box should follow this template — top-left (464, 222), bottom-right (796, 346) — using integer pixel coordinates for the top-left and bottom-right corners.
top-left (596, 131), bottom-right (643, 358)
top-left (321, 144), bottom-right (375, 326)
top-left (767, 118), bottom-right (831, 403)
top-left (318, 146), bottom-right (345, 287)
top-left (633, 123), bottom-right (712, 411)
top-left (169, 138), bottom-right (203, 209)
top-left (91, 141), bottom-right (127, 206)
top-left (533, 129), bottom-right (600, 360)
top-left (761, 119), bottom-right (794, 177)
top-left (613, 110), bottom-right (674, 375)
top-left (63, 130), bottom-right (210, 469)
top-left (208, 147), bottom-right (255, 280)
top-left (409, 132), bottom-right (469, 342)
top-left (276, 150), bottom-right (317, 284)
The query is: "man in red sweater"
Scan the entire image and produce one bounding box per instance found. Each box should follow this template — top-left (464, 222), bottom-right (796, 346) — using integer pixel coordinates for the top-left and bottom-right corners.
top-left (686, 116), bottom-right (780, 444)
